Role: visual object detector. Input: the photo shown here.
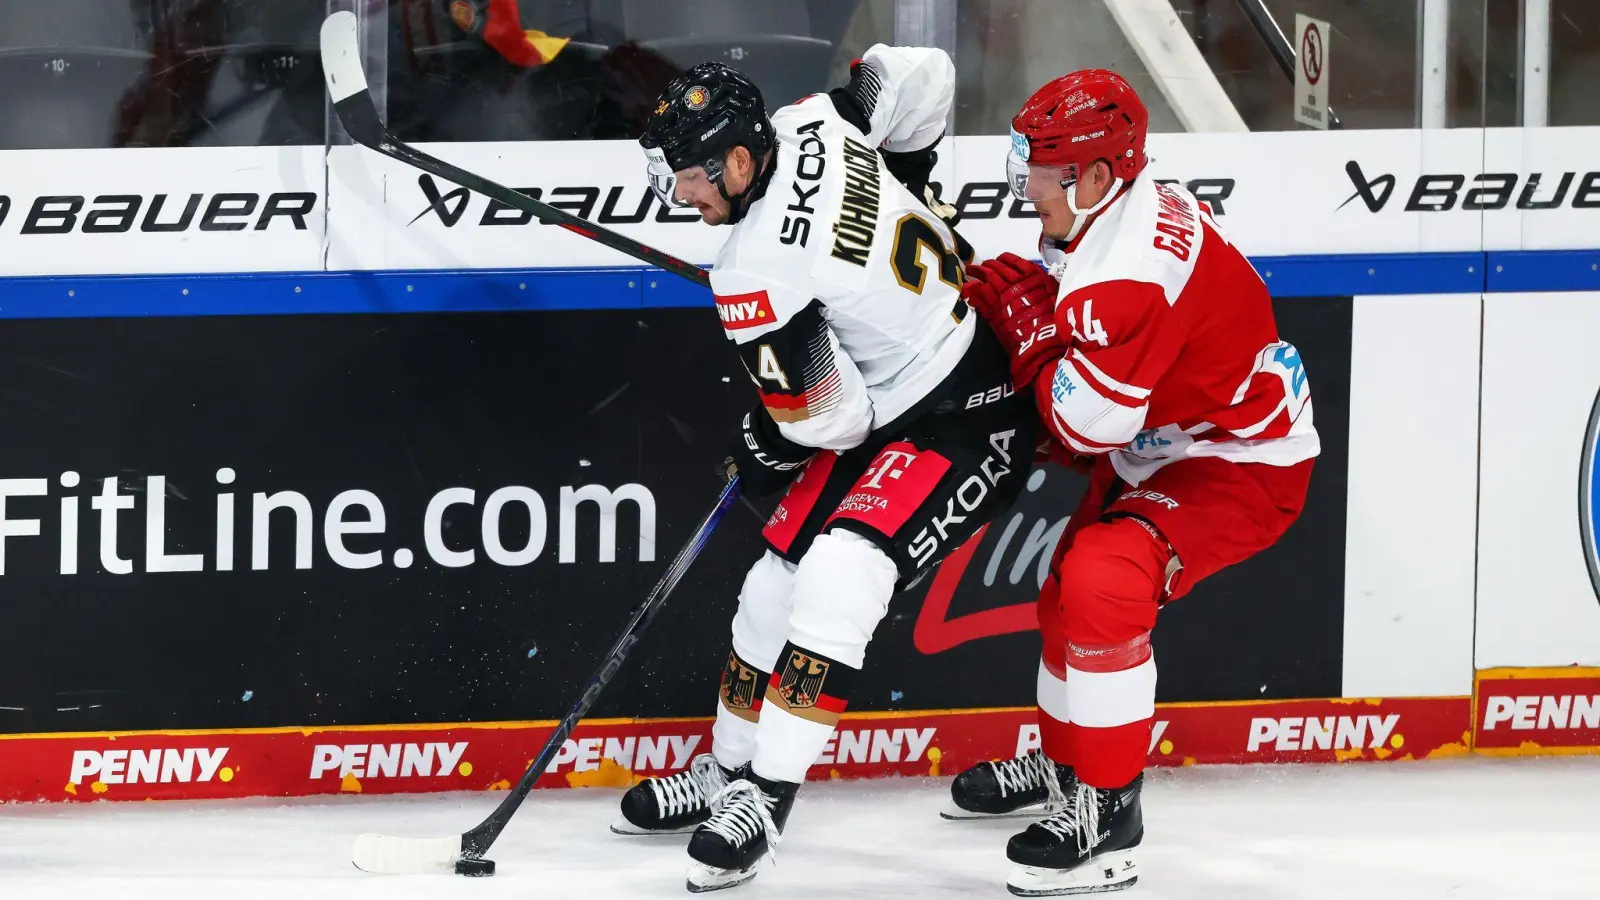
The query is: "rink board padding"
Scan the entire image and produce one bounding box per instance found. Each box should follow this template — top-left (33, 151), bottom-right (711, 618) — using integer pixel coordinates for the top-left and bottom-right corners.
top-left (1473, 668), bottom-right (1600, 754)
top-left (0, 300), bottom-right (1349, 740)
top-left (0, 696), bottom-right (1468, 803)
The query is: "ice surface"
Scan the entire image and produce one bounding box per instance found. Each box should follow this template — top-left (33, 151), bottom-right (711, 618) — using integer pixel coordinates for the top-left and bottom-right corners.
top-left (2, 757), bottom-right (1598, 899)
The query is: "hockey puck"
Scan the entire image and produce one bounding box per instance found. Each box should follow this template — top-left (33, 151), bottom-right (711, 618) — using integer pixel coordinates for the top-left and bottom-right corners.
top-left (455, 857), bottom-right (496, 877)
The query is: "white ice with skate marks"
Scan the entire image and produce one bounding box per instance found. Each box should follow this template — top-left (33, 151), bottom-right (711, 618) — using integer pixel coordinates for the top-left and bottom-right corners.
top-left (1, 758), bottom-right (1597, 899)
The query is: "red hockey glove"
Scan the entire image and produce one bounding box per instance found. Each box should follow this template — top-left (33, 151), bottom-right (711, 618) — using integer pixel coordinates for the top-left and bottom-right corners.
top-left (961, 252), bottom-right (1066, 388)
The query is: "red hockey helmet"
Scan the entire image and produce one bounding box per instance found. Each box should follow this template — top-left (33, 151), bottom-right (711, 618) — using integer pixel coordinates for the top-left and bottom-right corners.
top-left (1007, 69), bottom-right (1149, 216)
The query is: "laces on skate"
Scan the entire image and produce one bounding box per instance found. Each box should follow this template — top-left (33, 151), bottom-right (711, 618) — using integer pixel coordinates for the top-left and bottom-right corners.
top-left (652, 754), bottom-right (730, 817)
top-left (1038, 782), bottom-right (1101, 854)
top-left (704, 780), bottom-right (782, 860)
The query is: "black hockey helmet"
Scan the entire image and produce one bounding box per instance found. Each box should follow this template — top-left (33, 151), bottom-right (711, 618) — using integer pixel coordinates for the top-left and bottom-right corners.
top-left (639, 62), bottom-right (775, 214)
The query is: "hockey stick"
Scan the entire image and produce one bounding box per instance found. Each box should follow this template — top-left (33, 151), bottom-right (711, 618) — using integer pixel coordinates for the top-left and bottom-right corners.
top-left (318, 10), bottom-right (710, 289)
top-left (324, 12), bottom-right (740, 875)
top-left (349, 474), bottom-right (743, 875)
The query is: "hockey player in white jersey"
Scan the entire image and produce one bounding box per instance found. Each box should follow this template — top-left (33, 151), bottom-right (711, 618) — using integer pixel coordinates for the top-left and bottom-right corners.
top-left (622, 50), bottom-right (1037, 891)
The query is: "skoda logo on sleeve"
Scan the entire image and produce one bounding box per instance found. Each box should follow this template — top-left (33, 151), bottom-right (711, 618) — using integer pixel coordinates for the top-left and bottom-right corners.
top-left (1581, 385), bottom-right (1600, 606)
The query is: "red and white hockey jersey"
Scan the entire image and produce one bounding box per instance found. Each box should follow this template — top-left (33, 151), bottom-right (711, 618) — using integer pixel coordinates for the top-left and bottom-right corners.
top-left (1034, 176), bottom-right (1319, 486)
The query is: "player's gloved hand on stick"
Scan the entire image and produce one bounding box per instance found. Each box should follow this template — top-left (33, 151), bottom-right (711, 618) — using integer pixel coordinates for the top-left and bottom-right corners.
top-left (724, 407), bottom-right (814, 497)
top-left (921, 184), bottom-right (961, 228)
top-left (961, 251), bottom-right (1065, 388)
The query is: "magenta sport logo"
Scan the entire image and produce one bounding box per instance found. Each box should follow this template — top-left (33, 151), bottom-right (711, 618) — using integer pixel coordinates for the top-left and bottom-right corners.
top-left (1581, 385), bottom-right (1600, 606)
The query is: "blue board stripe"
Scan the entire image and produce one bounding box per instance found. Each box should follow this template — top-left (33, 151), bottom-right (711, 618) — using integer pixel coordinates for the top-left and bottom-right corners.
top-left (0, 250), bottom-right (1589, 319)
top-left (0, 267), bottom-right (649, 319)
top-left (1485, 249), bottom-right (1600, 293)
top-left (1255, 251), bottom-right (1486, 297)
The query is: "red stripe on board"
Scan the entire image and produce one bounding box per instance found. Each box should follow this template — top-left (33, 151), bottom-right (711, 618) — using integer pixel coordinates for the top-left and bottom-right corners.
top-left (8, 696), bottom-right (1475, 804)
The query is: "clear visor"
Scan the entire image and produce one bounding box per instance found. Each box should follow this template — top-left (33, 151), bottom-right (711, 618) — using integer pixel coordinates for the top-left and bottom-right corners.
top-left (647, 156), bottom-right (724, 209)
top-left (647, 156), bottom-right (694, 208)
top-left (1006, 146), bottom-right (1078, 202)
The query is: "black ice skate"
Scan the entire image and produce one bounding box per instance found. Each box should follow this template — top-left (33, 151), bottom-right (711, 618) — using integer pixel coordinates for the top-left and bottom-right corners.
top-left (1005, 774), bottom-right (1143, 896)
top-left (612, 754), bottom-right (737, 835)
top-left (684, 772), bottom-right (799, 892)
top-left (943, 748), bottom-right (1077, 820)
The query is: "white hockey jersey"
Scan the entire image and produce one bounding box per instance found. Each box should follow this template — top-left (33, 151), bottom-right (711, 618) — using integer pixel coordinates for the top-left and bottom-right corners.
top-left (1035, 175), bottom-right (1320, 486)
top-left (709, 45), bottom-right (974, 451)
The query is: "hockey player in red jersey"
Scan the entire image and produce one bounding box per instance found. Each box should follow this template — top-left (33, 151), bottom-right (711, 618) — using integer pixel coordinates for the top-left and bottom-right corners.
top-left (946, 70), bottom-right (1318, 895)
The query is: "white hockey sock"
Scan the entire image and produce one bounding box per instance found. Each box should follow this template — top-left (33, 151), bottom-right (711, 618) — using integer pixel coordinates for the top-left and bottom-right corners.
top-left (713, 550), bottom-right (798, 770)
top-left (750, 643), bottom-right (859, 784)
top-left (713, 649), bottom-right (764, 770)
top-left (750, 531), bottom-right (896, 784)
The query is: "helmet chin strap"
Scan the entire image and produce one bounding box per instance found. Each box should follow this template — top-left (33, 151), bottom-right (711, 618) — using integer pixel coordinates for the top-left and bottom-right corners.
top-left (715, 149), bottom-right (776, 225)
top-left (1063, 176), bottom-right (1125, 242)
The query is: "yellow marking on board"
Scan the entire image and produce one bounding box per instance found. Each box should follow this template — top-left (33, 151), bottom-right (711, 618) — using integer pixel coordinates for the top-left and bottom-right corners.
top-left (565, 757), bottom-right (635, 789)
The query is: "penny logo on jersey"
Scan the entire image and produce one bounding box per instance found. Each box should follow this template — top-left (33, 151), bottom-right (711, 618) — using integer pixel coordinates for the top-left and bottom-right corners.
top-left (714, 289), bottom-right (776, 329)
top-left (1580, 385), bottom-right (1600, 607)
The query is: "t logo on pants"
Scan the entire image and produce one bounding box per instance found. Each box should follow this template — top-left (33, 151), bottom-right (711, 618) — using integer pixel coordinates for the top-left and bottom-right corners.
top-left (862, 450), bottom-right (919, 489)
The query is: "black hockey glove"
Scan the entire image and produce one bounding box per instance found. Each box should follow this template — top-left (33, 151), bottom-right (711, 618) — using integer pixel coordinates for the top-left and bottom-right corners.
top-left (882, 147), bottom-right (960, 229)
top-left (724, 407), bottom-right (814, 497)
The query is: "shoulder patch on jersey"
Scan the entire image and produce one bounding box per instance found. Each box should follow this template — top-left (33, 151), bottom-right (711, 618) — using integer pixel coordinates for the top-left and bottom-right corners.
top-left (715, 290), bottom-right (777, 330)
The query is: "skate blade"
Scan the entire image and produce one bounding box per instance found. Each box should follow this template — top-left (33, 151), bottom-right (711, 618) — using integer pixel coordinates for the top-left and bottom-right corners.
top-left (1007, 850), bottom-right (1137, 896)
top-left (940, 800), bottom-right (1050, 821)
top-left (610, 817), bottom-right (699, 836)
top-left (685, 861), bottom-right (758, 893)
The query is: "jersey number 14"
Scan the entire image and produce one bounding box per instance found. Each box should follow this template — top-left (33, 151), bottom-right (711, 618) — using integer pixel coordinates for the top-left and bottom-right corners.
top-left (1065, 298), bottom-right (1109, 347)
